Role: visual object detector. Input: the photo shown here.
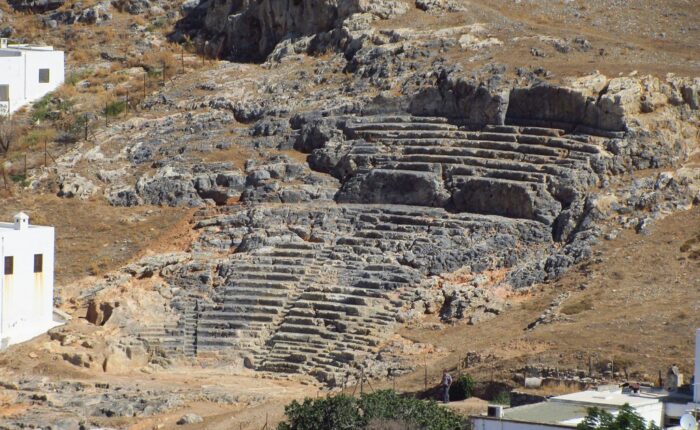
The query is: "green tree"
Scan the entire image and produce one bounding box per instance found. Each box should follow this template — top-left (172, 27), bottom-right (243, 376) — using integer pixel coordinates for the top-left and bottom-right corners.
top-left (577, 404), bottom-right (661, 430)
top-left (277, 390), bottom-right (464, 430)
top-left (278, 395), bottom-right (361, 430)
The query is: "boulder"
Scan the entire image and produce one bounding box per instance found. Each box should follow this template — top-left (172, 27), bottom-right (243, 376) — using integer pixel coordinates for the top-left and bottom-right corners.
top-left (86, 300), bottom-right (118, 326)
top-left (102, 343), bottom-right (149, 373)
top-left (337, 169), bottom-right (451, 207)
top-left (7, 0), bottom-right (64, 12)
top-left (451, 177), bottom-right (561, 225)
top-left (409, 69), bottom-right (509, 126)
top-left (416, 0), bottom-right (465, 13)
top-left (57, 173), bottom-right (97, 199)
top-left (177, 413), bottom-right (204, 425)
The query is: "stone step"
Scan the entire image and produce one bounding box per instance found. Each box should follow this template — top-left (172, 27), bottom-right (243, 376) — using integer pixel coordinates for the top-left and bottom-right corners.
top-left (483, 124), bottom-right (565, 137)
top-left (372, 137), bottom-right (574, 158)
top-left (345, 115), bottom-right (450, 125)
top-left (389, 154), bottom-right (585, 176)
top-left (215, 304), bottom-right (284, 314)
top-left (389, 162), bottom-right (548, 184)
top-left (376, 145), bottom-right (583, 168)
top-left (294, 300), bottom-right (364, 316)
top-left (217, 287), bottom-right (292, 298)
top-left (219, 295), bottom-right (288, 307)
top-left (346, 122), bottom-right (459, 132)
top-left (199, 311), bottom-right (277, 323)
top-left (225, 279), bottom-right (296, 290)
top-left (298, 292), bottom-right (369, 306)
top-left (225, 264), bottom-right (309, 274)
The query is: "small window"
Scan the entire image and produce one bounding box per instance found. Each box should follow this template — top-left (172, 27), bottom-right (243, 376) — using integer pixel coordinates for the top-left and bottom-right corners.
top-left (39, 69), bottom-right (50, 83)
top-left (4, 256), bottom-right (13, 275)
top-left (34, 254), bottom-right (43, 273)
top-left (0, 84), bottom-right (8, 102)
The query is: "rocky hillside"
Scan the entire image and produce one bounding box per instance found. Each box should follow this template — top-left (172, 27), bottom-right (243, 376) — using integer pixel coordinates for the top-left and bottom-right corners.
top-left (1, 0), bottom-right (700, 428)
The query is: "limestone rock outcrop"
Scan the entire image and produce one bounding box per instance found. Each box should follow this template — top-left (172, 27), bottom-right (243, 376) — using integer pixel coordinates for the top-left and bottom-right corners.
top-left (179, 0), bottom-right (406, 61)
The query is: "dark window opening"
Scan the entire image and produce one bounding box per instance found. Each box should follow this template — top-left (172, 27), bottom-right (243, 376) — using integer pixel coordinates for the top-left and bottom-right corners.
top-left (34, 254), bottom-right (43, 273)
top-left (4, 256), bottom-right (13, 275)
top-left (39, 69), bottom-right (50, 83)
top-left (0, 85), bottom-right (8, 102)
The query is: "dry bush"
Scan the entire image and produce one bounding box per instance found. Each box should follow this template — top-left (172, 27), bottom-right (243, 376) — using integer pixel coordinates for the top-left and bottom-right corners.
top-left (17, 128), bottom-right (58, 152)
top-left (69, 49), bottom-right (93, 65)
top-left (0, 117), bottom-right (19, 154)
top-left (560, 297), bottom-right (594, 315)
top-left (53, 84), bottom-right (79, 100)
top-left (131, 15), bottom-right (146, 26)
top-left (133, 49), bottom-right (179, 76)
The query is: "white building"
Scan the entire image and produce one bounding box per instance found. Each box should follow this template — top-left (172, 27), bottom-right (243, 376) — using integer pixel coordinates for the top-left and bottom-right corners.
top-left (0, 38), bottom-right (65, 116)
top-left (472, 387), bottom-right (665, 430)
top-left (0, 213), bottom-right (59, 348)
top-left (472, 329), bottom-right (700, 430)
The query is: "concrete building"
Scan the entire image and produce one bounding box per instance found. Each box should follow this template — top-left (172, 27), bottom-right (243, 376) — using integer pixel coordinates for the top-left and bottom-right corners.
top-left (0, 38), bottom-right (65, 115)
top-left (472, 387), bottom-right (665, 430)
top-left (0, 212), bottom-right (59, 348)
top-left (472, 329), bottom-right (700, 430)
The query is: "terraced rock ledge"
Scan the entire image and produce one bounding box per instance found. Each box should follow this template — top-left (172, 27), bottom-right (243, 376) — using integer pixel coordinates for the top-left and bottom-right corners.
top-left (100, 104), bottom-right (698, 385)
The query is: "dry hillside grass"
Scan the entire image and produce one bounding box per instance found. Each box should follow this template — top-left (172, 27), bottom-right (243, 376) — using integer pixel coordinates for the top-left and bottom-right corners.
top-left (0, 194), bottom-right (190, 285)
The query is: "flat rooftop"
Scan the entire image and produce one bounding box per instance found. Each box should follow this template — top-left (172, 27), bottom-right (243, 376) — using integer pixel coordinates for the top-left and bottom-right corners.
top-left (474, 389), bottom-right (667, 428)
top-left (496, 401), bottom-right (609, 427)
top-left (553, 389), bottom-right (665, 407)
top-left (1, 44), bottom-right (57, 51)
top-left (0, 222), bottom-right (51, 231)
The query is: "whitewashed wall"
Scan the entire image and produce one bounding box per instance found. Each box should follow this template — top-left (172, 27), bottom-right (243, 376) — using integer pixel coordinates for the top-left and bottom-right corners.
top-left (23, 49), bottom-right (65, 107)
top-left (472, 418), bottom-right (568, 430)
top-left (0, 223), bottom-right (55, 346)
top-left (0, 48), bottom-right (64, 115)
top-left (0, 53), bottom-right (25, 115)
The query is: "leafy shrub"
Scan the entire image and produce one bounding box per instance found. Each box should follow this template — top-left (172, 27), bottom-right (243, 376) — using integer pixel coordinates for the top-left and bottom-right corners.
top-left (577, 404), bottom-right (660, 430)
top-left (65, 69), bottom-right (93, 86)
top-left (10, 173), bottom-right (28, 187)
top-left (31, 95), bottom-right (75, 123)
top-left (491, 390), bottom-right (510, 406)
top-left (103, 100), bottom-right (126, 117)
top-left (278, 390), bottom-right (464, 430)
top-left (449, 374), bottom-right (476, 401)
top-left (278, 395), bottom-right (362, 430)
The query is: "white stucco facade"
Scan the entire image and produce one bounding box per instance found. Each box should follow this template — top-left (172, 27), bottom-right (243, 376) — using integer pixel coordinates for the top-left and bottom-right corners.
top-left (0, 213), bottom-right (58, 348)
top-left (0, 39), bottom-right (65, 115)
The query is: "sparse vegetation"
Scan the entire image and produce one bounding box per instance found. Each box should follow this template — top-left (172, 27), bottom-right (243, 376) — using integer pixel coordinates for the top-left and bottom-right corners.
top-left (0, 116), bottom-right (17, 154)
top-left (491, 390), bottom-right (510, 406)
top-left (561, 298), bottom-right (594, 315)
top-left (103, 100), bottom-right (127, 117)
